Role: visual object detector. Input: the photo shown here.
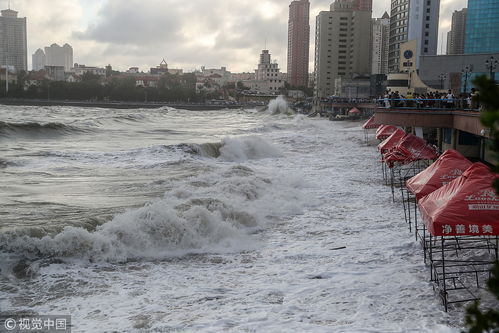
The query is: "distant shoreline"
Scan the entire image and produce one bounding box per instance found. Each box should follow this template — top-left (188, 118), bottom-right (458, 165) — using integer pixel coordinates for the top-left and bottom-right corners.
top-left (0, 98), bottom-right (248, 111)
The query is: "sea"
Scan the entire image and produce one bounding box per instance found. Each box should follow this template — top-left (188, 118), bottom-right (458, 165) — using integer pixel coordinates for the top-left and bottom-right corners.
top-left (0, 98), bottom-right (462, 332)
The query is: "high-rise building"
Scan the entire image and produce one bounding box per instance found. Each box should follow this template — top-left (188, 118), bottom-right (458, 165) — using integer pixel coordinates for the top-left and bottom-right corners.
top-left (287, 0), bottom-right (310, 88)
top-left (372, 12), bottom-right (390, 74)
top-left (447, 8), bottom-right (467, 55)
top-left (45, 43), bottom-right (73, 72)
top-left (0, 8), bottom-right (27, 72)
top-left (314, 0), bottom-right (372, 97)
top-left (251, 50), bottom-right (285, 94)
top-left (387, 0), bottom-right (440, 72)
top-left (465, 0), bottom-right (499, 54)
top-left (32, 48), bottom-right (46, 71)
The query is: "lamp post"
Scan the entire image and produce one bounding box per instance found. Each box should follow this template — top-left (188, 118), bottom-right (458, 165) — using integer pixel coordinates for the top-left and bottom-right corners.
top-left (438, 73), bottom-right (447, 90)
top-left (461, 65), bottom-right (473, 94)
top-left (485, 56), bottom-right (498, 82)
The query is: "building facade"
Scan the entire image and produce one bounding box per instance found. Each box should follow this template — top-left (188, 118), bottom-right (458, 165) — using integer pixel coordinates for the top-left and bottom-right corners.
top-left (32, 48), bottom-right (46, 71)
top-left (251, 50), bottom-right (285, 94)
top-left (447, 8), bottom-right (467, 55)
top-left (388, 0), bottom-right (440, 72)
top-left (287, 0), bottom-right (310, 88)
top-left (465, 0), bottom-right (499, 54)
top-left (314, 0), bottom-right (372, 97)
top-left (372, 12), bottom-right (390, 74)
top-left (44, 43), bottom-right (73, 71)
top-left (0, 8), bottom-right (27, 72)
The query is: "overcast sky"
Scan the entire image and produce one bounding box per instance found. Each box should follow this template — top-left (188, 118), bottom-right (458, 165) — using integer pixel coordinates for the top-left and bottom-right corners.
top-left (6, 0), bottom-right (467, 72)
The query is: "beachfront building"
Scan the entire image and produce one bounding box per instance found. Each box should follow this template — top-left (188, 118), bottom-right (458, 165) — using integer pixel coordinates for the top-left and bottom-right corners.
top-left (287, 0), bottom-right (310, 88)
top-left (314, 0), bottom-right (372, 97)
top-left (249, 50), bottom-right (285, 95)
top-left (0, 8), bottom-right (27, 72)
top-left (372, 12), bottom-right (390, 75)
top-left (32, 48), bottom-right (46, 71)
top-left (447, 8), bottom-right (467, 55)
top-left (71, 63), bottom-right (106, 77)
top-left (387, 0), bottom-right (440, 72)
top-left (464, 0), bottom-right (499, 54)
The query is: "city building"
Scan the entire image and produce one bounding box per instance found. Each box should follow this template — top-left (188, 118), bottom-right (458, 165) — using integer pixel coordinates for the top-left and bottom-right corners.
top-left (387, 0), bottom-right (440, 72)
top-left (0, 8), bottom-right (27, 72)
top-left (465, 0), bottom-right (499, 54)
top-left (250, 49), bottom-right (285, 94)
top-left (447, 8), bottom-right (467, 55)
top-left (71, 64), bottom-right (106, 76)
top-left (44, 65), bottom-right (65, 81)
top-left (314, 0), bottom-right (372, 97)
top-left (32, 48), bottom-right (46, 71)
top-left (372, 12), bottom-right (390, 74)
top-left (287, 0), bottom-right (310, 88)
top-left (150, 59), bottom-right (169, 75)
top-left (44, 43), bottom-right (73, 71)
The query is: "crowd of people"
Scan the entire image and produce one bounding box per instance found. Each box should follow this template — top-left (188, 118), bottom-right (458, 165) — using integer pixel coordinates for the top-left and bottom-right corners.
top-left (378, 89), bottom-right (481, 110)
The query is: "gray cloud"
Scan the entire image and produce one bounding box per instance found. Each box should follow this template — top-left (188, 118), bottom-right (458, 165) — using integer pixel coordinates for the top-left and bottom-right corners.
top-left (8, 0), bottom-right (467, 72)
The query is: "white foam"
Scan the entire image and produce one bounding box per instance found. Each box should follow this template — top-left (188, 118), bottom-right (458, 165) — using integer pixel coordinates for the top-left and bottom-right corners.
top-left (267, 95), bottom-right (294, 115)
top-left (0, 164), bottom-right (306, 262)
top-left (219, 136), bottom-right (282, 162)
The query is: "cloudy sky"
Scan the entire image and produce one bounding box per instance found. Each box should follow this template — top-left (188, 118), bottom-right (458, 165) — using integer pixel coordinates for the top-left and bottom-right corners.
top-left (7, 0), bottom-right (467, 73)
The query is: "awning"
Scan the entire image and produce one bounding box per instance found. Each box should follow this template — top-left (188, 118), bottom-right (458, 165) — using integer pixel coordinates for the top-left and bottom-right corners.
top-left (382, 134), bottom-right (439, 167)
top-left (406, 149), bottom-right (472, 201)
top-left (377, 129), bottom-right (406, 154)
top-left (375, 125), bottom-right (398, 140)
top-left (362, 116), bottom-right (381, 129)
top-left (418, 163), bottom-right (499, 236)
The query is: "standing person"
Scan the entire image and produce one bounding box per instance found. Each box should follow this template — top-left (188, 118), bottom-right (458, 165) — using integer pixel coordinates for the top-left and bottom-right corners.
top-left (384, 91), bottom-right (391, 108)
top-left (470, 88), bottom-right (479, 110)
top-left (446, 90), bottom-right (454, 109)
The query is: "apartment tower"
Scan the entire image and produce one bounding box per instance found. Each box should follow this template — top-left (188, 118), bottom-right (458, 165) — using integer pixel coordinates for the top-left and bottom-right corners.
top-left (388, 0), bottom-right (440, 72)
top-left (372, 12), bottom-right (390, 74)
top-left (447, 8), bottom-right (467, 55)
top-left (0, 8), bottom-right (27, 72)
top-left (314, 0), bottom-right (372, 97)
top-left (287, 0), bottom-right (310, 88)
top-left (45, 43), bottom-right (74, 72)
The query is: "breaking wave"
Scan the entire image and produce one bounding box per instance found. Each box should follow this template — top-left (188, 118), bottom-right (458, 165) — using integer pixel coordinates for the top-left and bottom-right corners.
top-left (0, 165), bottom-right (306, 262)
top-left (267, 96), bottom-right (294, 115)
top-left (0, 121), bottom-right (92, 139)
top-left (188, 136), bottom-right (282, 161)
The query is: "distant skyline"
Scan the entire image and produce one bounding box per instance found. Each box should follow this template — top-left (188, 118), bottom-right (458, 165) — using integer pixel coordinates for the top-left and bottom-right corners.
top-left (5, 0), bottom-right (467, 72)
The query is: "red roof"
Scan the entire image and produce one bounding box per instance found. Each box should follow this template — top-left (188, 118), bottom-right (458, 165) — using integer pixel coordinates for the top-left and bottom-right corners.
top-left (362, 116), bottom-right (381, 129)
top-left (382, 134), bottom-right (439, 167)
top-left (406, 149), bottom-right (472, 201)
top-left (377, 128), bottom-right (405, 154)
top-left (375, 125), bottom-right (398, 140)
top-left (419, 163), bottom-right (499, 236)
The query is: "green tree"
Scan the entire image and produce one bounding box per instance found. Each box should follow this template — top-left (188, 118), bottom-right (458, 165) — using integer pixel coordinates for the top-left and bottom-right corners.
top-left (463, 75), bottom-right (499, 333)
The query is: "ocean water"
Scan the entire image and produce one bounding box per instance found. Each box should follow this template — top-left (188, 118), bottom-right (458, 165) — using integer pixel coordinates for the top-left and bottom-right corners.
top-left (0, 103), bottom-right (463, 332)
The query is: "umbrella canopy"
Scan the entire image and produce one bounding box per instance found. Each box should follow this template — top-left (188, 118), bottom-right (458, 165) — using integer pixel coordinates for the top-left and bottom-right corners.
top-left (383, 134), bottom-right (439, 168)
top-left (375, 125), bottom-right (398, 140)
top-left (406, 149), bottom-right (472, 201)
top-left (418, 162), bottom-right (499, 236)
top-left (349, 107), bottom-right (361, 114)
top-left (362, 116), bottom-right (381, 129)
top-left (377, 129), bottom-right (406, 154)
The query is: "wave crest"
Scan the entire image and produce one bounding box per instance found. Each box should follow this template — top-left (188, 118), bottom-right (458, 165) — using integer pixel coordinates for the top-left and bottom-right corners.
top-left (0, 165), bottom-right (305, 262)
top-left (0, 121), bottom-right (91, 139)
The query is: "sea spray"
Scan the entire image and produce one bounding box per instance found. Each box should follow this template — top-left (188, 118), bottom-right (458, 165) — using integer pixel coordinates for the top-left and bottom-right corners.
top-left (0, 164), bottom-right (307, 262)
top-left (267, 96), bottom-right (294, 115)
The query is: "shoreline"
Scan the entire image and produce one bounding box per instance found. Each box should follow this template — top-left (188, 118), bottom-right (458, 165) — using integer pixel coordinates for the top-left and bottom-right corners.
top-left (0, 98), bottom-right (249, 110)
